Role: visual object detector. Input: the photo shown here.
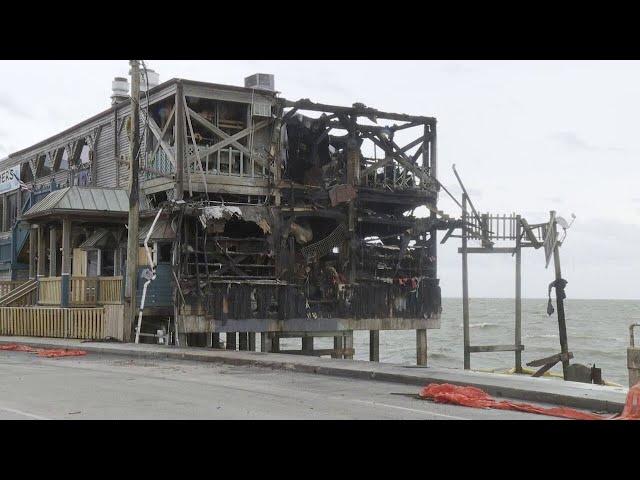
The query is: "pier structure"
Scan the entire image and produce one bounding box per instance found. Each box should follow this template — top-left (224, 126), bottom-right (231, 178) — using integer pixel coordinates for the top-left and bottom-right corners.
top-left (0, 71), bottom-right (457, 364)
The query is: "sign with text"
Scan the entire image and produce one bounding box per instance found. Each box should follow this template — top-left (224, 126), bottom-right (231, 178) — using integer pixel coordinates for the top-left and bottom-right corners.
top-left (0, 165), bottom-right (20, 194)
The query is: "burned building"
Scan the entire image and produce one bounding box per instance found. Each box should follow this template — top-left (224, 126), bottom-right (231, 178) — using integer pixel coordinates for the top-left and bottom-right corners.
top-left (0, 71), bottom-right (451, 364)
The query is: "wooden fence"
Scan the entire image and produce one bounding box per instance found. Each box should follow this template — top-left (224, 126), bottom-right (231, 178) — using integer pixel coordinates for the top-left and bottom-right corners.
top-left (0, 304), bottom-right (125, 341)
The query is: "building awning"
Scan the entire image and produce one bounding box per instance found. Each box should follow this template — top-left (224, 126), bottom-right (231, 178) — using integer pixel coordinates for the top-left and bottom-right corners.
top-left (139, 218), bottom-right (176, 242)
top-left (78, 228), bottom-right (123, 249)
top-left (22, 186), bottom-right (129, 220)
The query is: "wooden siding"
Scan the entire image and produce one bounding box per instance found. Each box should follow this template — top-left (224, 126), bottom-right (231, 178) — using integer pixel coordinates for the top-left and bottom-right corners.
top-left (96, 120), bottom-right (117, 188)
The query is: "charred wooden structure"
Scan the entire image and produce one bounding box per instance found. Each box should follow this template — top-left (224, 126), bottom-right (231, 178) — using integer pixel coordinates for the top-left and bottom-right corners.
top-left (172, 93), bottom-right (453, 364)
top-left (0, 73), bottom-right (456, 363)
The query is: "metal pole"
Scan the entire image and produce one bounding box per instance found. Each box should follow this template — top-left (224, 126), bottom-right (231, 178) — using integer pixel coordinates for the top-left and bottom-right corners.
top-left (551, 210), bottom-right (570, 380)
top-left (125, 60), bottom-right (141, 342)
top-left (462, 194), bottom-right (470, 370)
top-left (515, 215), bottom-right (522, 373)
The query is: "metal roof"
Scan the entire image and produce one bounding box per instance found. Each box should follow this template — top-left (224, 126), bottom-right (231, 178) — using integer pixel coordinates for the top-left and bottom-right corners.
top-left (23, 186), bottom-right (129, 219)
top-left (139, 218), bottom-right (176, 241)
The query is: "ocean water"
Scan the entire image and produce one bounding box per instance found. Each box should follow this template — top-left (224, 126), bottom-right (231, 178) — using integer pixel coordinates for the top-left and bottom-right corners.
top-left (280, 298), bottom-right (639, 386)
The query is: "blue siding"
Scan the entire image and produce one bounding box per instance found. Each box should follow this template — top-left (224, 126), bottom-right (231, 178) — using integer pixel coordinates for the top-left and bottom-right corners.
top-left (136, 264), bottom-right (174, 308)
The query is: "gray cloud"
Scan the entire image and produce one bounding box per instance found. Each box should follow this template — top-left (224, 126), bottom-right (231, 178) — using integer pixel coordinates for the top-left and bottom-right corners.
top-left (0, 93), bottom-right (32, 119)
top-left (550, 131), bottom-right (624, 153)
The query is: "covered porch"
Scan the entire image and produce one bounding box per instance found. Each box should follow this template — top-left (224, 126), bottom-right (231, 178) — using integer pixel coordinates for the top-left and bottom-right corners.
top-left (21, 186), bottom-right (129, 307)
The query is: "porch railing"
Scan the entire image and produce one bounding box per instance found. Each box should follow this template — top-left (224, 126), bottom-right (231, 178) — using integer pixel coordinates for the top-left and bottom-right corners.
top-left (38, 276), bottom-right (123, 306)
top-left (0, 280), bottom-right (27, 299)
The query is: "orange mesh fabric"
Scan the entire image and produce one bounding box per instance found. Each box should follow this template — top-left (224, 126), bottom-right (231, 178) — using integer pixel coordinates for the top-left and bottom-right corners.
top-left (0, 343), bottom-right (87, 358)
top-left (419, 383), bottom-right (640, 420)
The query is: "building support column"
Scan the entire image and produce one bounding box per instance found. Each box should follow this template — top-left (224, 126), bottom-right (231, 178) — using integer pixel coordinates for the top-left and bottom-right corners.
top-left (28, 225), bottom-right (37, 280)
top-left (238, 332), bottom-right (248, 351)
top-left (61, 217), bottom-right (71, 307)
top-left (344, 330), bottom-right (354, 360)
top-left (369, 330), bottom-right (380, 362)
top-left (226, 332), bottom-right (237, 351)
top-left (261, 332), bottom-right (272, 353)
top-left (49, 226), bottom-right (57, 276)
top-left (302, 336), bottom-right (314, 355)
top-left (37, 225), bottom-right (46, 278)
top-left (416, 329), bottom-right (428, 366)
top-left (332, 335), bottom-right (343, 359)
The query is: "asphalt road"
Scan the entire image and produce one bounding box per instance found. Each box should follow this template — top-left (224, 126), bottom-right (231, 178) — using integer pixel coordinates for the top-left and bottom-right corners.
top-left (0, 350), bottom-right (553, 420)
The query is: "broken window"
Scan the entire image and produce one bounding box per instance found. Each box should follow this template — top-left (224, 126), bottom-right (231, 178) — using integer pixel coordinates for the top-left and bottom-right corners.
top-left (36, 152), bottom-right (54, 178)
top-left (56, 147), bottom-right (70, 171)
top-left (20, 161), bottom-right (33, 183)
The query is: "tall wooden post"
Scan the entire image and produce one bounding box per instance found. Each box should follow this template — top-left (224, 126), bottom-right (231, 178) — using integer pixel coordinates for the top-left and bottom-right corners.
top-left (49, 226), bottom-right (57, 277)
top-left (302, 336), bottom-right (314, 354)
top-left (261, 332), bottom-right (272, 353)
top-left (28, 225), bottom-right (37, 280)
top-left (344, 330), bottom-right (354, 360)
top-left (226, 332), bottom-right (237, 351)
top-left (125, 60), bottom-right (141, 342)
top-left (37, 225), bottom-right (46, 278)
top-left (462, 194), bottom-right (470, 370)
top-left (515, 215), bottom-right (523, 373)
top-left (551, 211), bottom-right (570, 380)
top-left (238, 332), bottom-right (248, 351)
top-left (416, 328), bottom-right (428, 366)
top-left (369, 330), bottom-right (380, 362)
top-left (332, 335), bottom-right (343, 359)
top-left (61, 217), bottom-right (71, 307)
top-left (175, 82), bottom-right (185, 200)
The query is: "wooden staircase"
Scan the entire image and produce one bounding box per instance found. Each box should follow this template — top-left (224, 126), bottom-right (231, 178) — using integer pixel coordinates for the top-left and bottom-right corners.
top-left (0, 280), bottom-right (38, 306)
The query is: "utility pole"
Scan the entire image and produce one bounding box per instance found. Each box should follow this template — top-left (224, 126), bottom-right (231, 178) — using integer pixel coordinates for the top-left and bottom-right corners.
top-left (125, 60), bottom-right (141, 342)
top-left (551, 211), bottom-right (570, 380)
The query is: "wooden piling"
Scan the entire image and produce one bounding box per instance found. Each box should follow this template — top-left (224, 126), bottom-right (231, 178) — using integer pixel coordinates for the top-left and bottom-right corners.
top-left (462, 194), bottom-right (470, 369)
top-left (416, 329), bottom-right (428, 366)
top-left (551, 211), bottom-right (570, 380)
top-left (369, 330), bottom-right (380, 362)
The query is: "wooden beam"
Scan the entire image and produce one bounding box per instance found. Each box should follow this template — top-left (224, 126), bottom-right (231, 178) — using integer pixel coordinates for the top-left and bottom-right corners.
top-left (195, 119), bottom-right (270, 160)
top-left (148, 104), bottom-right (175, 167)
top-left (468, 344), bottom-right (525, 353)
top-left (147, 115), bottom-right (176, 167)
top-left (187, 107), bottom-right (269, 169)
top-left (458, 247), bottom-right (517, 254)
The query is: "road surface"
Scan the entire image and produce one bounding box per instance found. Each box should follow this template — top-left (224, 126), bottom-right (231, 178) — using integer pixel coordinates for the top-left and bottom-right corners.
top-left (0, 350), bottom-right (554, 420)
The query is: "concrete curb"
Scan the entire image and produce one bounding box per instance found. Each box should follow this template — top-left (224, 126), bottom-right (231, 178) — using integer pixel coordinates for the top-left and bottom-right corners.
top-left (0, 337), bottom-right (628, 414)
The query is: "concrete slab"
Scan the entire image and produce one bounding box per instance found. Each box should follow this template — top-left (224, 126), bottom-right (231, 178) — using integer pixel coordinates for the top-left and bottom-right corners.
top-left (0, 336), bottom-right (628, 413)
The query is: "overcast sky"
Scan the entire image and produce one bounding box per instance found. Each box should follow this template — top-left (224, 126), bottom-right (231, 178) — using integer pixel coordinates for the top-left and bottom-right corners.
top-left (0, 60), bottom-right (637, 299)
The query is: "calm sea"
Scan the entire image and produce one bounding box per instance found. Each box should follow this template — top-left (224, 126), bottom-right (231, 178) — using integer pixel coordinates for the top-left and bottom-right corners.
top-left (280, 298), bottom-right (639, 386)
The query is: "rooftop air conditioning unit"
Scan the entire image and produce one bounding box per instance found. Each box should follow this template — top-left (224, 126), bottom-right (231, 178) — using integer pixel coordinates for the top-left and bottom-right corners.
top-left (244, 73), bottom-right (275, 92)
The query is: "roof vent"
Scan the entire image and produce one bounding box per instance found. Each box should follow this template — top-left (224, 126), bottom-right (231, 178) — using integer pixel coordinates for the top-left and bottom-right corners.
top-left (140, 68), bottom-right (160, 92)
top-left (244, 73), bottom-right (275, 92)
top-left (111, 77), bottom-right (129, 106)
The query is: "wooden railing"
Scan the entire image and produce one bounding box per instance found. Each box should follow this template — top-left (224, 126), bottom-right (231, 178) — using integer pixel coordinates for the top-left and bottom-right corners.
top-left (38, 277), bottom-right (61, 305)
top-left (97, 277), bottom-right (123, 305)
top-left (38, 276), bottom-right (123, 306)
top-left (0, 281), bottom-right (26, 299)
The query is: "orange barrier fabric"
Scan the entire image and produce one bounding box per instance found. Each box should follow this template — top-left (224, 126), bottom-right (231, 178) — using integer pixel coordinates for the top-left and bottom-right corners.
top-left (0, 343), bottom-right (87, 358)
top-left (419, 383), bottom-right (640, 420)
